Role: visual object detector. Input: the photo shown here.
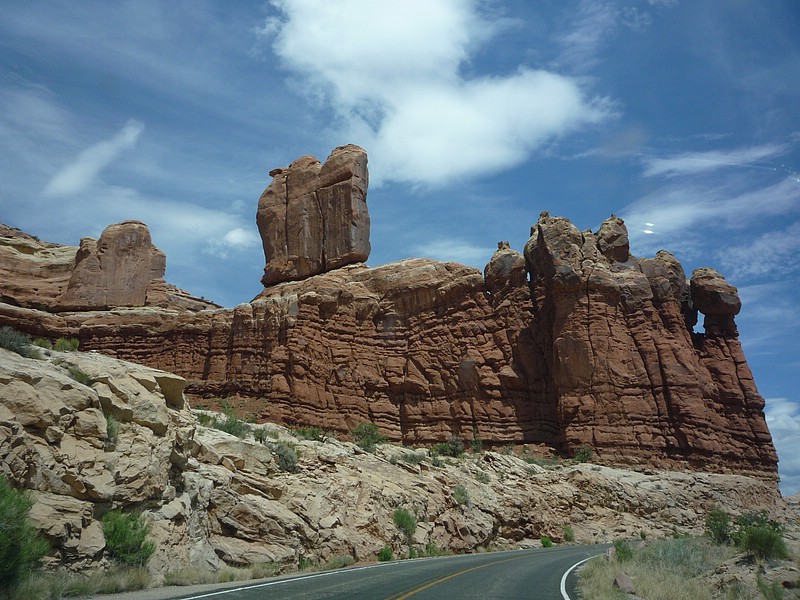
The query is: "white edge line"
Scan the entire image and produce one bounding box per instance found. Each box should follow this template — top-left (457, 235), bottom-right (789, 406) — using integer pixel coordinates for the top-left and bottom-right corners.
top-left (560, 554), bottom-right (601, 600)
top-left (179, 562), bottom-right (395, 599)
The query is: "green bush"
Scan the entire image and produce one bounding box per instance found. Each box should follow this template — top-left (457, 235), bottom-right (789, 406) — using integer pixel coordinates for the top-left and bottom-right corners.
top-left (564, 525), bottom-right (575, 543)
top-left (705, 506), bottom-right (732, 544)
top-left (54, 337), bottom-right (79, 352)
top-left (32, 338), bottom-right (52, 349)
top-left (102, 510), bottom-right (156, 567)
top-left (293, 426), bottom-right (324, 441)
top-left (540, 536), bottom-right (553, 548)
top-left (0, 326), bottom-right (35, 358)
top-left (377, 545), bottom-right (393, 561)
top-left (67, 365), bottom-right (92, 386)
top-left (475, 471), bottom-right (490, 484)
top-left (453, 484), bottom-right (470, 506)
top-left (351, 422), bottom-right (387, 452)
top-left (470, 437), bottom-right (483, 453)
top-left (268, 441), bottom-right (300, 473)
top-left (574, 445), bottom-right (593, 463)
top-left (393, 507), bottom-right (416, 542)
top-left (399, 452), bottom-right (426, 465)
top-left (322, 555), bottom-right (354, 570)
top-left (0, 477), bottom-right (49, 592)
top-left (106, 415), bottom-right (119, 448)
top-left (741, 526), bottom-right (788, 561)
top-left (432, 435), bottom-right (464, 458)
top-left (613, 539), bottom-right (633, 562)
top-left (212, 401), bottom-right (251, 438)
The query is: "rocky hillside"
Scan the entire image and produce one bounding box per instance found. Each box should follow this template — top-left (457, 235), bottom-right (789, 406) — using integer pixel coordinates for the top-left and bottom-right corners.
top-left (0, 345), bottom-right (787, 578)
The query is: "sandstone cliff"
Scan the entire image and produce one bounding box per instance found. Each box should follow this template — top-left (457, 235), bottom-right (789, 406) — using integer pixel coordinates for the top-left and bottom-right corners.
top-left (0, 147), bottom-right (779, 478)
top-left (0, 346), bottom-right (787, 578)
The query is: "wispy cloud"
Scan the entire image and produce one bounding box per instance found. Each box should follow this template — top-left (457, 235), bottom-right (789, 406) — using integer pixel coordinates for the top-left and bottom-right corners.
top-left (555, 0), bottom-right (619, 72)
top-left (412, 238), bottom-right (492, 269)
top-left (642, 144), bottom-right (787, 177)
top-left (261, 0), bottom-right (611, 186)
top-left (622, 175), bottom-right (800, 257)
top-left (43, 120), bottom-right (144, 197)
top-left (765, 397), bottom-right (800, 495)
top-left (717, 222), bottom-right (800, 280)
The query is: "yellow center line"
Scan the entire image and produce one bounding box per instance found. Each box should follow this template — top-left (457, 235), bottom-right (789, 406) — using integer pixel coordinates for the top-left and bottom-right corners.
top-left (383, 554), bottom-right (530, 600)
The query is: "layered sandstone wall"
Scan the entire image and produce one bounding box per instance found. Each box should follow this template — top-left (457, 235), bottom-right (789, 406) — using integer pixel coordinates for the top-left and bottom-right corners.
top-left (0, 147), bottom-right (779, 476)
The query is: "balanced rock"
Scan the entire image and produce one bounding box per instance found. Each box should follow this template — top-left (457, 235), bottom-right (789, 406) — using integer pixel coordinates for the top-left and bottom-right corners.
top-left (256, 144), bottom-right (370, 286)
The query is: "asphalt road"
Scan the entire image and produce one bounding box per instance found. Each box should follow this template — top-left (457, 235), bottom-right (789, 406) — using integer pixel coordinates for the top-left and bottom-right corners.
top-left (119, 545), bottom-right (604, 600)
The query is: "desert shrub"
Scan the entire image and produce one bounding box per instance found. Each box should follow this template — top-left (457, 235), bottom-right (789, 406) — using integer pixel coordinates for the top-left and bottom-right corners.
top-left (32, 338), bottom-right (52, 349)
top-left (470, 437), bottom-right (483, 453)
top-left (475, 471), bottom-right (490, 484)
top-left (323, 555), bottom-right (354, 570)
top-left (613, 539), bottom-right (633, 562)
top-left (351, 422), bottom-right (387, 452)
top-left (757, 573), bottom-right (785, 600)
top-left (705, 506), bottom-right (732, 544)
top-left (399, 452), bottom-right (426, 465)
top-left (293, 426), bottom-right (323, 441)
top-left (0, 326), bottom-right (35, 358)
top-left (106, 415), bottom-right (119, 447)
top-left (0, 477), bottom-right (49, 592)
top-left (422, 542), bottom-right (450, 557)
top-left (377, 546), bottom-right (393, 561)
top-left (393, 507), bottom-right (416, 541)
top-left (196, 412), bottom-right (213, 426)
top-left (433, 435), bottom-right (465, 458)
top-left (540, 536), bottom-right (553, 548)
top-left (54, 337), bottom-right (79, 352)
top-left (574, 445), bottom-right (593, 462)
top-left (564, 524), bottom-right (575, 543)
top-left (453, 484), bottom-right (470, 506)
top-left (741, 526), bottom-right (788, 561)
top-left (212, 401), bottom-right (251, 438)
top-left (67, 366), bottom-right (92, 386)
top-left (101, 510), bottom-right (156, 567)
top-left (268, 441), bottom-right (300, 473)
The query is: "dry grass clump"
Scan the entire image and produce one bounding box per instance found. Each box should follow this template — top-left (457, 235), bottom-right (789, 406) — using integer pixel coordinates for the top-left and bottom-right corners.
top-left (579, 537), bottom-right (737, 600)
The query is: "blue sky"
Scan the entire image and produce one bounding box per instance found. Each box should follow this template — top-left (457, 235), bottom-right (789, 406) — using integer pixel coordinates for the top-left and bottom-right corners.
top-left (2, 1), bottom-right (799, 493)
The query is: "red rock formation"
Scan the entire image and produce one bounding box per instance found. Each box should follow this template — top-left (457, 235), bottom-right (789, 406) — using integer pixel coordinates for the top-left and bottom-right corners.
top-left (58, 221), bottom-right (169, 310)
top-left (0, 221), bottom-right (218, 313)
top-left (0, 163), bottom-right (779, 477)
top-left (257, 144), bottom-right (370, 286)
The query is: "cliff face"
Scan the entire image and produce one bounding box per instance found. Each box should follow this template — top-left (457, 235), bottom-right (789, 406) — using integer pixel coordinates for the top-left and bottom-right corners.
top-left (0, 147), bottom-right (778, 476)
top-left (0, 347), bottom-right (787, 577)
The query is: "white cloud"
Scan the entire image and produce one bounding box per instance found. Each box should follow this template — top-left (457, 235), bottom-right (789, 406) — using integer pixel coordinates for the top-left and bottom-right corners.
top-left (207, 227), bottom-right (262, 258)
top-left (622, 176), bottom-right (800, 257)
top-left (43, 120), bottom-right (144, 197)
top-left (412, 238), bottom-right (491, 268)
top-left (717, 222), bottom-right (800, 280)
top-left (263, 0), bottom-right (611, 186)
top-left (555, 0), bottom-right (619, 72)
top-left (765, 397), bottom-right (800, 496)
top-left (642, 144), bottom-right (786, 177)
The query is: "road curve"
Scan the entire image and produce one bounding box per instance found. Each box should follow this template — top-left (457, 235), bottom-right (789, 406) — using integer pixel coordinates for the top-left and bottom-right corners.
top-left (109, 545), bottom-right (604, 600)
